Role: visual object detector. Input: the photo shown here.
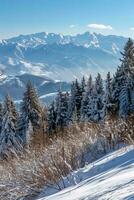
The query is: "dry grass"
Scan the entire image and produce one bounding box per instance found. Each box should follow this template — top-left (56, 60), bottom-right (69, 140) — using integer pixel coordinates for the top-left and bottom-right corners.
top-left (0, 116), bottom-right (133, 199)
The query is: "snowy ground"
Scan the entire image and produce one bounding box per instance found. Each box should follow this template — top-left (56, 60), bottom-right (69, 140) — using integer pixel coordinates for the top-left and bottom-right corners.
top-left (38, 146), bottom-right (134, 200)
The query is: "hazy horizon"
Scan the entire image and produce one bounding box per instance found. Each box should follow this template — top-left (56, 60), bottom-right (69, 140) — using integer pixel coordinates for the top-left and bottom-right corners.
top-left (0, 30), bottom-right (131, 41)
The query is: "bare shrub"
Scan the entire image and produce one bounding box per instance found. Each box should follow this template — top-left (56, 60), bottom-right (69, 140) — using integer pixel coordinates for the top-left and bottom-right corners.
top-left (0, 116), bottom-right (133, 199)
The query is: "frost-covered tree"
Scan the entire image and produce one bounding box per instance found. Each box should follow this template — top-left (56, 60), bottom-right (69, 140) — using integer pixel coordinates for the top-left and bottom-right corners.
top-left (0, 95), bottom-right (21, 157)
top-left (0, 102), bottom-right (3, 133)
top-left (86, 84), bottom-right (95, 121)
top-left (81, 75), bottom-right (93, 120)
top-left (74, 79), bottom-right (82, 120)
top-left (47, 101), bottom-right (57, 134)
top-left (81, 76), bottom-right (86, 95)
top-left (104, 72), bottom-right (112, 116)
top-left (95, 73), bottom-right (104, 95)
top-left (87, 75), bottom-right (93, 89)
top-left (56, 91), bottom-right (69, 130)
top-left (18, 81), bottom-right (42, 144)
top-left (4, 95), bottom-right (18, 126)
top-left (67, 81), bottom-right (76, 123)
top-left (93, 73), bottom-right (104, 121)
top-left (112, 38), bottom-right (134, 117)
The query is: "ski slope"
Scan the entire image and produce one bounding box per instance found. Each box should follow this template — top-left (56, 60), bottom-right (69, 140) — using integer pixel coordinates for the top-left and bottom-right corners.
top-left (38, 146), bottom-right (134, 200)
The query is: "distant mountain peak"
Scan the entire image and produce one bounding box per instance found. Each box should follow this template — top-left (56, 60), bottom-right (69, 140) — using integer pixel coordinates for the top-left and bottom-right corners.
top-left (0, 31), bottom-right (128, 82)
top-left (0, 31), bottom-right (128, 102)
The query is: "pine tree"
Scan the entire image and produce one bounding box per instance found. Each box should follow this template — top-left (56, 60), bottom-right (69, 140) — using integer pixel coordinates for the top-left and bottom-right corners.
top-left (81, 76), bottom-right (86, 95)
top-left (47, 101), bottom-right (57, 134)
top-left (0, 95), bottom-right (21, 157)
top-left (86, 83), bottom-right (95, 121)
top-left (87, 75), bottom-right (92, 89)
top-left (4, 94), bottom-right (18, 126)
top-left (19, 81), bottom-right (42, 144)
top-left (104, 72), bottom-right (112, 116)
top-left (0, 102), bottom-right (3, 133)
top-left (93, 73), bottom-right (104, 121)
top-left (81, 75), bottom-right (93, 120)
top-left (56, 91), bottom-right (68, 131)
top-left (74, 79), bottom-right (82, 120)
top-left (67, 81), bottom-right (76, 123)
top-left (119, 86), bottom-right (130, 117)
top-left (95, 73), bottom-right (104, 95)
top-left (112, 38), bottom-right (134, 117)
top-left (11, 98), bottom-right (19, 124)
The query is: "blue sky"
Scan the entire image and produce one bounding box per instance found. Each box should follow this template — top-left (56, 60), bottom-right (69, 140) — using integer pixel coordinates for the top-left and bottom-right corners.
top-left (0, 0), bottom-right (134, 39)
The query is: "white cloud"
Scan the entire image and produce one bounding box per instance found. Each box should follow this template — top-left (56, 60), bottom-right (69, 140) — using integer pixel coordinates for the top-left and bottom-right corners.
top-left (130, 27), bottom-right (134, 31)
top-left (87, 23), bottom-right (113, 30)
top-left (69, 24), bottom-right (77, 28)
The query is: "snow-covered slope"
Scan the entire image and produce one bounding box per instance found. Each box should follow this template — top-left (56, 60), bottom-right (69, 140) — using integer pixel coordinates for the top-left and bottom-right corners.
top-left (39, 146), bottom-right (134, 200)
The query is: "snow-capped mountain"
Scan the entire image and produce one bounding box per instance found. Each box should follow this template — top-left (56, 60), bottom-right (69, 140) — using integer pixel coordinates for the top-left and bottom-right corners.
top-left (7, 32), bottom-right (126, 53)
top-left (0, 32), bottom-right (127, 81)
top-left (0, 32), bottom-right (128, 101)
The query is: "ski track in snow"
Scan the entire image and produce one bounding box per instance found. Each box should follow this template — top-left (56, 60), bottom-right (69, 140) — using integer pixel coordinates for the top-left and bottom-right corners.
top-left (38, 146), bottom-right (134, 200)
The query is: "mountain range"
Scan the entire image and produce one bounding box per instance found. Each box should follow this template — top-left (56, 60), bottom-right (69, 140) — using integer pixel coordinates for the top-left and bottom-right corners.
top-left (0, 32), bottom-right (128, 102)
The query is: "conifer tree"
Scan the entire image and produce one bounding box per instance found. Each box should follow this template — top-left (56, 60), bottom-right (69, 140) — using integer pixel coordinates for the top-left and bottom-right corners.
top-left (56, 91), bottom-right (68, 130)
top-left (0, 102), bottom-right (3, 133)
top-left (112, 38), bottom-right (134, 117)
top-left (19, 81), bottom-right (42, 144)
top-left (4, 94), bottom-right (18, 126)
top-left (74, 79), bottom-right (82, 120)
top-left (0, 95), bottom-right (20, 157)
top-left (86, 84), bottom-right (95, 121)
top-left (93, 73), bottom-right (104, 121)
top-left (67, 81), bottom-right (76, 123)
top-left (47, 101), bottom-right (57, 134)
top-left (104, 72), bottom-right (112, 116)
top-left (81, 76), bottom-right (86, 95)
top-left (81, 75), bottom-right (93, 120)
top-left (87, 75), bottom-right (92, 89)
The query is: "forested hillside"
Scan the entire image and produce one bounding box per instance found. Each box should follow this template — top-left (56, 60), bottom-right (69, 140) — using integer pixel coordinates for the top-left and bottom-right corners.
top-left (0, 39), bottom-right (133, 199)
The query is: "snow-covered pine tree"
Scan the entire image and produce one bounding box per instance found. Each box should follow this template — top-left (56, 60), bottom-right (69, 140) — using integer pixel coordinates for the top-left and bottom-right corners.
top-left (125, 40), bottom-right (134, 113)
top-left (110, 69), bottom-right (121, 117)
top-left (86, 85), bottom-right (94, 121)
top-left (95, 73), bottom-right (104, 96)
top-left (87, 75), bottom-right (93, 90)
top-left (5, 94), bottom-right (18, 126)
top-left (56, 91), bottom-right (68, 131)
top-left (104, 72), bottom-right (112, 116)
top-left (18, 81), bottom-right (43, 144)
top-left (81, 75), bottom-right (93, 120)
top-left (93, 73), bottom-right (104, 121)
top-left (119, 86), bottom-right (130, 117)
top-left (81, 76), bottom-right (86, 95)
top-left (87, 83), bottom-right (98, 121)
top-left (112, 38), bottom-right (134, 117)
top-left (11, 99), bottom-right (19, 124)
top-left (47, 101), bottom-right (57, 134)
top-left (61, 92), bottom-right (69, 127)
top-left (0, 102), bottom-right (3, 133)
top-left (74, 79), bottom-right (82, 120)
top-left (0, 95), bottom-right (21, 158)
top-left (67, 81), bottom-right (76, 123)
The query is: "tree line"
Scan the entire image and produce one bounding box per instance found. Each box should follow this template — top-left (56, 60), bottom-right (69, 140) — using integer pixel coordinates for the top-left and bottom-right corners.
top-left (0, 81), bottom-right (46, 158)
top-left (48, 38), bottom-right (134, 133)
top-left (0, 38), bottom-right (134, 158)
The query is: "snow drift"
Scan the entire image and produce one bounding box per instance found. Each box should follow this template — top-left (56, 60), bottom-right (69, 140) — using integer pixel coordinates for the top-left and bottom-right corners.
top-left (38, 145), bottom-right (134, 200)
